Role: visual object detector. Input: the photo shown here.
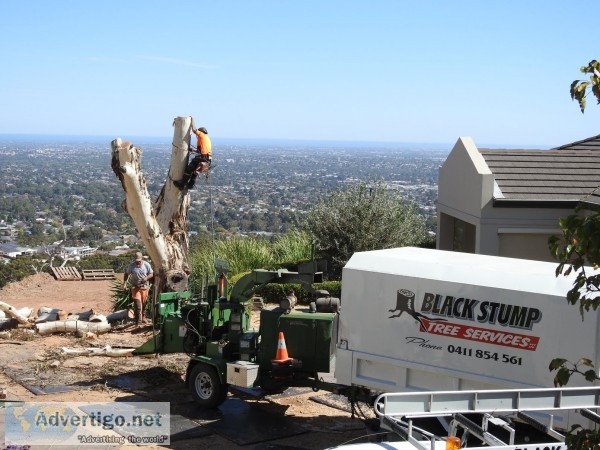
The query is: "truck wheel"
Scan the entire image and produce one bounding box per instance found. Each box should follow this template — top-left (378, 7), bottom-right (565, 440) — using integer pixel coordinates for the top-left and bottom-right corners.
top-left (189, 363), bottom-right (227, 408)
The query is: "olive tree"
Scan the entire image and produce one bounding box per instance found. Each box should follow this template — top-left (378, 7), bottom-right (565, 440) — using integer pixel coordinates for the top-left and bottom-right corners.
top-left (302, 181), bottom-right (428, 278)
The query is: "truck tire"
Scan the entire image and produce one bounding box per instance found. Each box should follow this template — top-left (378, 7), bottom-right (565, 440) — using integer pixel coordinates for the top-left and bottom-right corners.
top-left (189, 363), bottom-right (227, 408)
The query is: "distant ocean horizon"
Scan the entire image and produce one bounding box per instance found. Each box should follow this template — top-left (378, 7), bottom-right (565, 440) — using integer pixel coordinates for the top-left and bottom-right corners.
top-left (0, 133), bottom-right (552, 150)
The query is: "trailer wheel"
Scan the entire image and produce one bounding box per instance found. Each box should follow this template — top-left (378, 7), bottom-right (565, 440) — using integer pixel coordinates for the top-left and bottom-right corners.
top-left (189, 363), bottom-right (227, 408)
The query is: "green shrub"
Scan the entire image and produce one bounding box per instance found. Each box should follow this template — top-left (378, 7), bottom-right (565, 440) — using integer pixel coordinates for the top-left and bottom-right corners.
top-left (111, 279), bottom-right (133, 312)
top-left (314, 281), bottom-right (342, 299)
top-left (189, 231), bottom-right (313, 293)
top-left (0, 256), bottom-right (37, 289)
top-left (69, 253), bottom-right (132, 272)
top-left (272, 231), bottom-right (313, 264)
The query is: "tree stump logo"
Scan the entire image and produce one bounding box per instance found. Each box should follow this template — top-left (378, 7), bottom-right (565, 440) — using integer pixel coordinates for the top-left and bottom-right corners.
top-left (389, 289), bottom-right (445, 331)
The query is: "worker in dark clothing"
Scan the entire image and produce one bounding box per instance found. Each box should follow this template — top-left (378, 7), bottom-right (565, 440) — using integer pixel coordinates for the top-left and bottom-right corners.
top-left (174, 118), bottom-right (212, 190)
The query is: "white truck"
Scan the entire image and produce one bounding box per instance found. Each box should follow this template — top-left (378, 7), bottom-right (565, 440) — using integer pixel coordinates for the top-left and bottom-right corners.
top-left (334, 247), bottom-right (598, 432)
top-left (335, 248), bottom-right (600, 450)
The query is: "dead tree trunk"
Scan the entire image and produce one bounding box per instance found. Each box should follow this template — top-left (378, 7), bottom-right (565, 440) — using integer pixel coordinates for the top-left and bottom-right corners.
top-left (111, 116), bottom-right (194, 294)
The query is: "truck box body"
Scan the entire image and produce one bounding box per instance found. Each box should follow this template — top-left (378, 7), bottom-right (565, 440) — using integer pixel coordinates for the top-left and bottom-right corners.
top-left (335, 248), bottom-right (599, 398)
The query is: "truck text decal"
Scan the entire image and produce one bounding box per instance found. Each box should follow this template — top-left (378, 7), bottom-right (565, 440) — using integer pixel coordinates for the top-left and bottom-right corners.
top-left (421, 293), bottom-right (542, 330)
top-left (389, 289), bottom-right (541, 351)
top-left (419, 318), bottom-right (539, 350)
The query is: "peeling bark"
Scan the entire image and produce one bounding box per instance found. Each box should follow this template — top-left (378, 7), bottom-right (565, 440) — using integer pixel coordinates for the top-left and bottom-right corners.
top-left (111, 116), bottom-right (194, 294)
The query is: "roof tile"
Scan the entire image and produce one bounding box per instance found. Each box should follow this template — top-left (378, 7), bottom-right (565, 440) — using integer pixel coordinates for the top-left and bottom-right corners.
top-left (479, 147), bottom-right (600, 205)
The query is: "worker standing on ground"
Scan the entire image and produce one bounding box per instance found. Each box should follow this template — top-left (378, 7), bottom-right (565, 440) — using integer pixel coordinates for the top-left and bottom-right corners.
top-left (123, 252), bottom-right (154, 326)
top-left (174, 117), bottom-right (212, 190)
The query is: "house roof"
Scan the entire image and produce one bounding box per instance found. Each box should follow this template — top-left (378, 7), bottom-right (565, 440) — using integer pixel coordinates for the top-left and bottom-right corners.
top-left (478, 148), bottom-right (600, 208)
top-left (553, 133), bottom-right (600, 151)
top-left (0, 242), bottom-right (34, 253)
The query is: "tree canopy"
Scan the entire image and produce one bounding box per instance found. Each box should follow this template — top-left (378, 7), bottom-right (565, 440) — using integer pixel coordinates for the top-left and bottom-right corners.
top-left (549, 212), bottom-right (600, 315)
top-left (550, 59), bottom-right (600, 319)
top-left (302, 181), bottom-right (428, 278)
top-left (570, 60), bottom-right (600, 112)
top-left (548, 59), bottom-right (600, 450)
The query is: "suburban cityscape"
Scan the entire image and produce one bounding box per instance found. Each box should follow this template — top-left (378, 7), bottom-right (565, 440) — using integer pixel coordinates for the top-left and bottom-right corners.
top-left (0, 135), bottom-right (448, 263)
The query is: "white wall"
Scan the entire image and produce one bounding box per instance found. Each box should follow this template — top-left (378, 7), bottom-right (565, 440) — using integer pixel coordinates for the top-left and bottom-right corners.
top-left (437, 138), bottom-right (569, 261)
top-left (437, 137), bottom-right (494, 253)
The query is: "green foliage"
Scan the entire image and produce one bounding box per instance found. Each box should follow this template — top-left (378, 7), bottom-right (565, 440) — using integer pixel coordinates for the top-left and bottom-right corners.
top-left (72, 253), bottom-right (133, 273)
top-left (570, 60), bottom-right (600, 113)
top-left (302, 180), bottom-right (428, 278)
top-left (546, 60), bottom-right (600, 450)
top-left (564, 425), bottom-right (600, 450)
top-left (110, 279), bottom-right (133, 312)
top-left (549, 357), bottom-right (597, 387)
top-left (255, 283), bottom-right (296, 304)
top-left (314, 281), bottom-right (342, 299)
top-left (189, 232), bottom-right (313, 293)
top-left (0, 256), bottom-right (37, 289)
top-left (549, 208), bottom-right (600, 315)
top-left (215, 236), bottom-right (275, 276)
top-left (271, 230), bottom-right (313, 265)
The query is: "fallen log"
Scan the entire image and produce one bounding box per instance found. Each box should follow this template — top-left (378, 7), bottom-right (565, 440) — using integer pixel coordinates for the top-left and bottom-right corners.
top-left (106, 309), bottom-right (130, 323)
top-left (61, 344), bottom-right (135, 357)
top-left (73, 309), bottom-right (94, 321)
top-left (17, 307), bottom-right (32, 319)
top-left (0, 318), bottom-right (18, 331)
top-left (0, 301), bottom-right (31, 325)
top-left (89, 314), bottom-right (107, 323)
top-left (36, 307), bottom-right (72, 323)
top-left (38, 306), bottom-right (61, 316)
top-left (36, 320), bottom-right (111, 336)
top-left (35, 314), bottom-right (58, 324)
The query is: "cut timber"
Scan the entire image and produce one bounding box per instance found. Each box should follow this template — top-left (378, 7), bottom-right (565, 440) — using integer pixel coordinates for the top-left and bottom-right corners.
top-left (82, 269), bottom-right (116, 280)
top-left (0, 318), bottom-right (18, 331)
top-left (67, 309), bottom-right (94, 321)
top-left (35, 313), bottom-right (58, 324)
top-left (36, 320), bottom-right (111, 336)
top-left (17, 307), bottom-right (32, 319)
top-left (51, 267), bottom-right (81, 281)
top-left (106, 309), bottom-right (130, 323)
top-left (61, 344), bottom-right (135, 357)
top-left (0, 301), bottom-right (31, 324)
top-left (37, 307), bottom-right (60, 316)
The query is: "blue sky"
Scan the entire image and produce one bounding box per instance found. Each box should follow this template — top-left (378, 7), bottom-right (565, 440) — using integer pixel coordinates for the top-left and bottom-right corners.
top-left (1, 1), bottom-right (599, 147)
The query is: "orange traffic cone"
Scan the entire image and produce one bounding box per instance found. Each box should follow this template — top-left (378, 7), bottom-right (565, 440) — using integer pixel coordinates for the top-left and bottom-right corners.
top-left (272, 331), bottom-right (292, 363)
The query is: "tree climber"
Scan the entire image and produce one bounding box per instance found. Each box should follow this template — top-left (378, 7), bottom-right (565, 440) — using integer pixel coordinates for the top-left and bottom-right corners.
top-left (174, 117), bottom-right (212, 190)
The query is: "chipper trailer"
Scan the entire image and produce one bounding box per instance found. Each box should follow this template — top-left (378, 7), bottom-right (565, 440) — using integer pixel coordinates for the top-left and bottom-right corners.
top-left (132, 247), bottom-right (600, 435)
top-left (133, 259), bottom-right (350, 408)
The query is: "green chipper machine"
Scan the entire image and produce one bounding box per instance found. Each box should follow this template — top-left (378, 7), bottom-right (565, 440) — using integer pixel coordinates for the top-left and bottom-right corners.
top-left (133, 260), bottom-right (345, 408)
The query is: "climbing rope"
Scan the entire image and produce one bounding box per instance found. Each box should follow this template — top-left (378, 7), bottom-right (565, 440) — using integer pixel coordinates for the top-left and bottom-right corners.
top-left (204, 170), bottom-right (217, 274)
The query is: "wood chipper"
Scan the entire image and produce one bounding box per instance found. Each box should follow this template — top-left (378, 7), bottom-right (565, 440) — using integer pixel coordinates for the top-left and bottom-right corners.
top-left (133, 260), bottom-right (347, 408)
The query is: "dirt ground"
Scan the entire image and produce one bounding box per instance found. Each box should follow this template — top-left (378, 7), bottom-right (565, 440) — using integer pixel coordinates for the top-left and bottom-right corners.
top-left (0, 273), bottom-right (379, 449)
